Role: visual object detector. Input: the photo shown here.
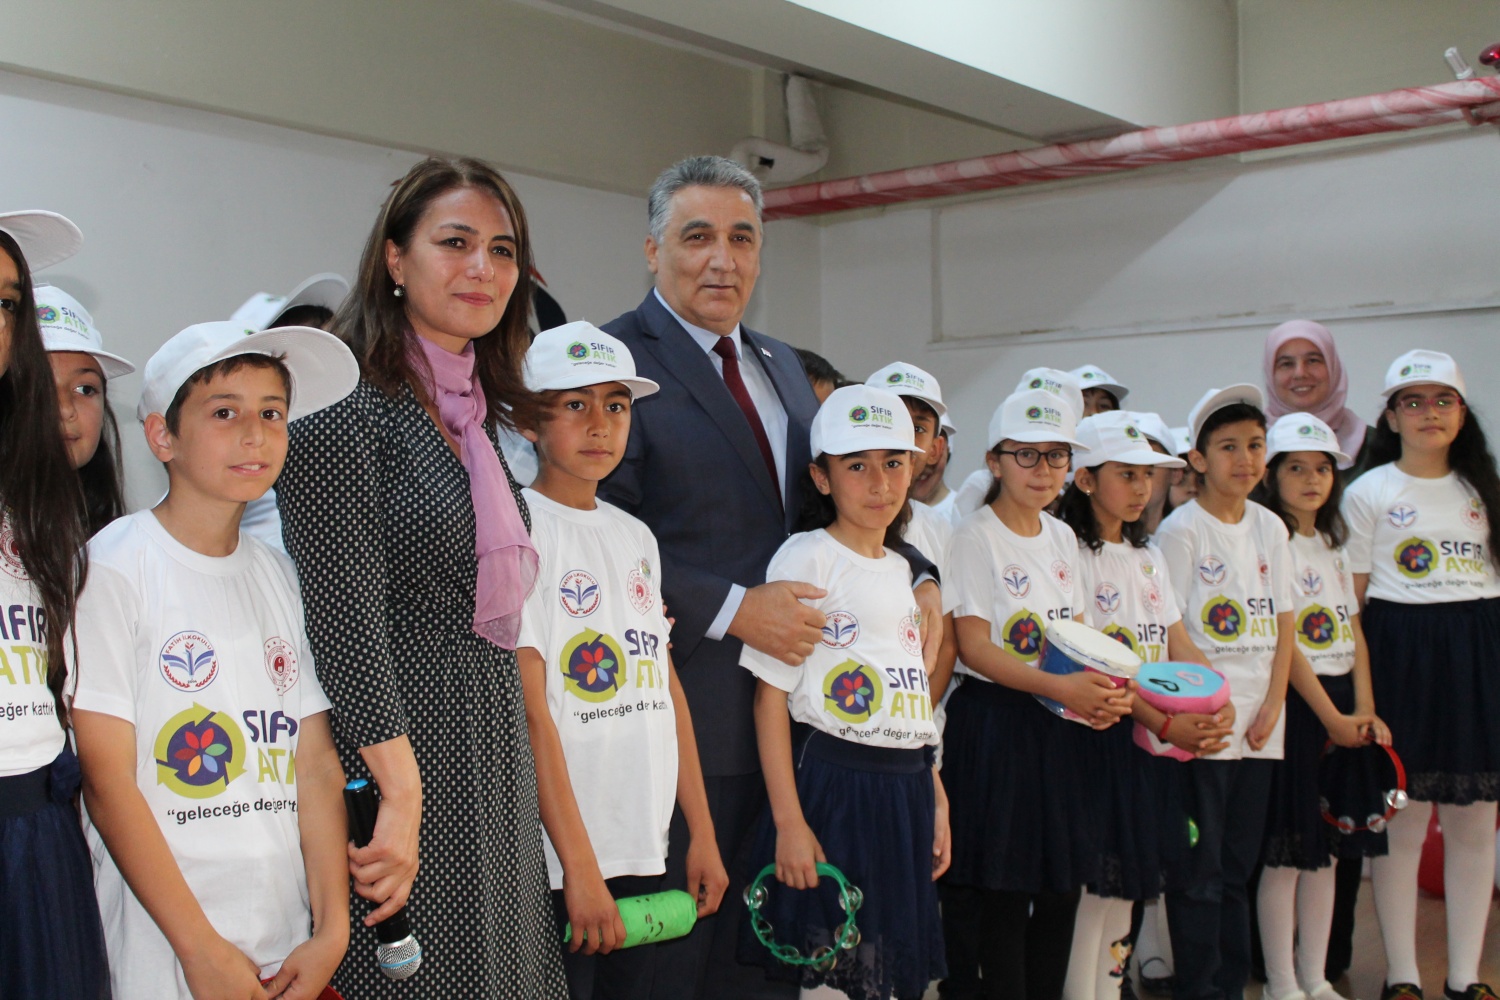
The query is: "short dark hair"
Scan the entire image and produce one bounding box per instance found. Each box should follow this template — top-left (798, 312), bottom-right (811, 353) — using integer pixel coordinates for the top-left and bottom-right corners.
top-left (269, 304), bottom-right (335, 331)
top-left (795, 348), bottom-right (843, 387)
top-left (164, 354), bottom-right (292, 436)
top-left (1194, 402), bottom-right (1267, 455)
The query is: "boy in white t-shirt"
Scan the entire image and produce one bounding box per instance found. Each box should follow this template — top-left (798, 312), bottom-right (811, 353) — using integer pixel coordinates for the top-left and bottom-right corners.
top-left (71, 321), bottom-right (359, 1000)
top-left (515, 323), bottom-right (726, 998)
top-left (1154, 384), bottom-right (1296, 1000)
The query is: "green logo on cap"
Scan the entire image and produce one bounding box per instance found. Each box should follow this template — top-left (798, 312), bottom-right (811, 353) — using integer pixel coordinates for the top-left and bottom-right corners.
top-left (1298, 424), bottom-right (1314, 436)
top-left (1400, 364), bottom-right (1412, 377)
top-left (568, 342), bottom-right (589, 360)
top-left (849, 406), bottom-right (869, 423)
top-left (36, 305), bottom-right (58, 324)
top-left (1028, 378), bottom-right (1043, 390)
top-left (887, 372), bottom-right (904, 384)
top-left (1026, 406), bottom-right (1042, 420)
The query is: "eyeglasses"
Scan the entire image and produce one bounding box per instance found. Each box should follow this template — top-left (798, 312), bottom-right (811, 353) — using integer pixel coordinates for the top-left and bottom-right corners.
top-left (1394, 392), bottom-right (1463, 414)
top-left (996, 447), bottom-right (1072, 469)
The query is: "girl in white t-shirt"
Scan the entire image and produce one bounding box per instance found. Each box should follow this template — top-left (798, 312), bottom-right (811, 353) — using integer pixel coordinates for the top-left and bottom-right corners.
top-left (0, 217), bottom-right (110, 996)
top-left (1342, 351), bottom-right (1500, 1000)
top-left (1056, 412), bottom-right (1227, 1000)
top-left (941, 389), bottom-right (1134, 1000)
top-left (741, 384), bottom-right (947, 1000)
top-left (1252, 413), bottom-right (1390, 1000)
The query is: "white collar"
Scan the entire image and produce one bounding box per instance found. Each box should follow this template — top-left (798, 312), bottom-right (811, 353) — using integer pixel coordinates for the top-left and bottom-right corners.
top-left (653, 288), bottom-right (744, 356)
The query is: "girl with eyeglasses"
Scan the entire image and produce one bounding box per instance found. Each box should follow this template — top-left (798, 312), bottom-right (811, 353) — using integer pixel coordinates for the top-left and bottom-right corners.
top-left (940, 388), bottom-right (1133, 1000)
top-left (1342, 350), bottom-right (1500, 1000)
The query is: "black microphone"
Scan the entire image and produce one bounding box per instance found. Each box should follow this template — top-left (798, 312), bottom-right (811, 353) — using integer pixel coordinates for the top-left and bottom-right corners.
top-left (344, 779), bottom-right (422, 980)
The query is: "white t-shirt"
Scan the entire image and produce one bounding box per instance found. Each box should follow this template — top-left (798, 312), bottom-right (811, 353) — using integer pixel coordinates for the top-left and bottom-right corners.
top-left (741, 529), bottom-right (937, 749)
top-left (1288, 532), bottom-right (1357, 678)
top-left (1342, 464), bottom-right (1500, 604)
top-left (1074, 540), bottom-right (1182, 664)
top-left (240, 489), bottom-right (285, 554)
top-left (0, 512), bottom-right (64, 776)
top-left (70, 510), bottom-right (331, 998)
top-left (905, 499), bottom-right (957, 614)
top-left (517, 490), bottom-right (677, 889)
top-left (1156, 500), bottom-right (1294, 760)
top-left (929, 490), bottom-right (958, 527)
top-left (948, 508), bottom-right (1083, 680)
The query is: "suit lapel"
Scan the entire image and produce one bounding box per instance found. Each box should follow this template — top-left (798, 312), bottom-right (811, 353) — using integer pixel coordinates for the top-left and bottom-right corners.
top-left (741, 328), bottom-right (817, 528)
top-left (637, 295), bottom-right (782, 511)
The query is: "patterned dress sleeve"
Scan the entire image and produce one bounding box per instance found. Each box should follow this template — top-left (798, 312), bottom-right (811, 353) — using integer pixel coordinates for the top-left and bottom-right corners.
top-left (277, 383), bottom-right (409, 748)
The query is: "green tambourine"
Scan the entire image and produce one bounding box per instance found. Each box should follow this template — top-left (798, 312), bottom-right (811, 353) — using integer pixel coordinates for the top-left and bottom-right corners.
top-left (743, 862), bottom-right (863, 971)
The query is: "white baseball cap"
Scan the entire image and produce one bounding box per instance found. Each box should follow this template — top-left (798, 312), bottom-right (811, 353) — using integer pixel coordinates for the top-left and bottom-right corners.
top-left (231, 273), bottom-right (350, 331)
top-left (1013, 367), bottom-right (1084, 423)
top-left (138, 321), bottom-right (358, 423)
top-left (1074, 412), bottom-right (1186, 470)
top-left (34, 284), bottom-right (135, 378)
top-left (988, 388), bottom-right (1082, 449)
top-left (1380, 349), bottom-right (1466, 400)
top-left (523, 321), bottom-right (659, 399)
top-left (811, 384), bottom-right (920, 458)
top-left (1265, 412), bottom-right (1353, 466)
top-left (0, 211), bottom-right (84, 272)
top-left (1070, 364), bottom-right (1130, 404)
top-left (1130, 411), bottom-right (1175, 454)
top-left (1187, 384), bottom-right (1264, 452)
top-left (866, 361), bottom-right (948, 419)
top-left (1169, 426), bottom-right (1192, 457)
top-left (940, 413), bottom-right (957, 437)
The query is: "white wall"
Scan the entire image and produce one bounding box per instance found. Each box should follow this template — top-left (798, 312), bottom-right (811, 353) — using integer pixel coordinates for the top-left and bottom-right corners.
top-left (815, 127), bottom-right (1500, 480)
top-left (0, 69), bottom-right (663, 510)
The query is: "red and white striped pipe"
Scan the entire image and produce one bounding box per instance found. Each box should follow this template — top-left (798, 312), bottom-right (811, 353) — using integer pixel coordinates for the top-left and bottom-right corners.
top-left (762, 77), bottom-right (1500, 220)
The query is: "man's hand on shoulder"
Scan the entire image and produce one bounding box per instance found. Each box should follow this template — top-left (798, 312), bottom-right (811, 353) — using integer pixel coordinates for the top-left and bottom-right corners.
top-left (729, 581), bottom-right (827, 666)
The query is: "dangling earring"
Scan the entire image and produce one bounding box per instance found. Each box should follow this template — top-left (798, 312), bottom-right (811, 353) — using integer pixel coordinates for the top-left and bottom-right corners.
top-left (394, 284), bottom-right (406, 298)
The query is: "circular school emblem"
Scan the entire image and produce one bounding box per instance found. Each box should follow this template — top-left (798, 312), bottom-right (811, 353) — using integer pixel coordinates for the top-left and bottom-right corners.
top-left (1095, 582), bottom-right (1122, 616)
top-left (627, 567), bottom-right (654, 615)
top-left (1464, 497), bottom-right (1485, 530)
top-left (1394, 538), bottom-right (1436, 579)
top-left (0, 518), bottom-right (26, 579)
top-left (1296, 605), bottom-right (1337, 650)
top-left (1299, 567), bottom-right (1324, 596)
top-left (153, 705), bottom-right (246, 799)
top-left (823, 659), bottom-right (883, 725)
top-left (1387, 504), bottom-right (1418, 529)
top-left (1002, 610), bottom-right (1045, 662)
top-left (1001, 564), bottom-right (1031, 599)
top-left (160, 631), bottom-right (219, 693)
top-left (1143, 580), bottom-right (1164, 614)
top-left (1201, 598), bottom-right (1245, 641)
top-left (821, 611), bottom-right (860, 648)
top-left (558, 570), bottom-right (601, 617)
top-left (897, 613), bottom-right (922, 657)
top-left (1052, 560), bottom-right (1074, 592)
top-left (1198, 556), bottom-right (1227, 586)
top-left (559, 630), bottom-right (626, 703)
top-left (263, 637), bottom-right (299, 694)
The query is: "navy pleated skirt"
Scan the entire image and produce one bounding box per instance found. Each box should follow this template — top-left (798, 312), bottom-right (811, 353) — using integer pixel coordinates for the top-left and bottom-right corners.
top-left (0, 747), bottom-right (111, 999)
top-left (740, 731), bottom-right (944, 1000)
top-left (939, 677), bottom-right (1101, 894)
top-left (1084, 718), bottom-right (1191, 899)
top-left (1363, 597), bottom-right (1500, 804)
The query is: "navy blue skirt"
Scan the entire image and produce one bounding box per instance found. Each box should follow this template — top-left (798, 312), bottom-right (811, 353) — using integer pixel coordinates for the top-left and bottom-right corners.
top-left (740, 731), bottom-right (944, 1000)
top-left (1364, 597), bottom-right (1500, 804)
top-left (1084, 719), bottom-right (1190, 900)
top-left (939, 678), bottom-right (1101, 894)
top-left (0, 748), bottom-right (111, 999)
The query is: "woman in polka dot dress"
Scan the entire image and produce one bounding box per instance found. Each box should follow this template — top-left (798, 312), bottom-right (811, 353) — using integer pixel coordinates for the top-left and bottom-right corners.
top-left (277, 157), bottom-right (567, 998)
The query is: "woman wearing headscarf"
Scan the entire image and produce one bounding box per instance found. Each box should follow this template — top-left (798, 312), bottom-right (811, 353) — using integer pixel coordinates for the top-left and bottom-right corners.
top-left (1264, 319), bottom-right (1372, 475)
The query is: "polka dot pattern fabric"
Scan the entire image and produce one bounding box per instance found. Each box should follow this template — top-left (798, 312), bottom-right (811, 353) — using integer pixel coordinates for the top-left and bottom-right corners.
top-left (278, 380), bottom-right (566, 998)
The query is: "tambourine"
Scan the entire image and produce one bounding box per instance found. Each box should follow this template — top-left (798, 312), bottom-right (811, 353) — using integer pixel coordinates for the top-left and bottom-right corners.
top-left (1318, 738), bottom-right (1408, 834)
top-left (744, 862), bottom-right (863, 971)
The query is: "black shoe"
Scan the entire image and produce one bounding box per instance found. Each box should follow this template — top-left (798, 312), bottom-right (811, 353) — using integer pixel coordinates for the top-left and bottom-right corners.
top-left (1138, 965), bottom-right (1173, 997)
top-left (1444, 985), bottom-right (1500, 1000)
top-left (1120, 977), bottom-right (1138, 1000)
top-left (1381, 985), bottom-right (1424, 1000)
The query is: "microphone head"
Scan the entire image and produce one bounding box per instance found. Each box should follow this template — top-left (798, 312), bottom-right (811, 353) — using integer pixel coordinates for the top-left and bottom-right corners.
top-left (377, 934), bottom-right (422, 980)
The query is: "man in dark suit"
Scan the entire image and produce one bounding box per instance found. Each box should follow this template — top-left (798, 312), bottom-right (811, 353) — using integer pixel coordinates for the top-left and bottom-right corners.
top-left (599, 156), bottom-right (832, 999)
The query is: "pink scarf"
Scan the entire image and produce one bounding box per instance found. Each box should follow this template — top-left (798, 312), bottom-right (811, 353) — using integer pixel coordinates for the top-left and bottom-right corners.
top-left (1262, 319), bottom-right (1368, 463)
top-left (415, 334), bottom-right (537, 649)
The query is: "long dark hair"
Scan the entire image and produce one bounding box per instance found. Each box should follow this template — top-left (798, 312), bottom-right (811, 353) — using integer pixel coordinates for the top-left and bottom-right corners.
top-left (338, 156), bottom-right (538, 430)
top-left (1058, 474), bottom-right (1150, 552)
top-left (1253, 452), bottom-right (1348, 549)
top-left (796, 454), bottom-right (912, 548)
top-left (0, 233), bottom-right (89, 727)
top-left (1366, 395), bottom-right (1500, 554)
top-left (76, 396), bottom-right (125, 535)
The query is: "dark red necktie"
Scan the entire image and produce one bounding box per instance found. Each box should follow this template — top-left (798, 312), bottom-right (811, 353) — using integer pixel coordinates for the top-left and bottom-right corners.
top-left (711, 336), bottom-right (780, 497)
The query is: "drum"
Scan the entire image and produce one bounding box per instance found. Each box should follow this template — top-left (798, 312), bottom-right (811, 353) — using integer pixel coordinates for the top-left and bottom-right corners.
top-left (1132, 661), bottom-right (1230, 761)
top-left (1035, 619), bottom-right (1142, 724)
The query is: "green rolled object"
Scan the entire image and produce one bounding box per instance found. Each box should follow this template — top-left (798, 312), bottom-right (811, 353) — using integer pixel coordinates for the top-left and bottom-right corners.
top-left (563, 889), bottom-right (697, 949)
top-left (1188, 817), bottom-right (1200, 848)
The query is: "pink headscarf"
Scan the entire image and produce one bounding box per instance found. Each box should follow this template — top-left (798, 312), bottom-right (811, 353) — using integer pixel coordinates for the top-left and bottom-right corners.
top-left (415, 334), bottom-right (538, 649)
top-left (1262, 319), bottom-right (1367, 466)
